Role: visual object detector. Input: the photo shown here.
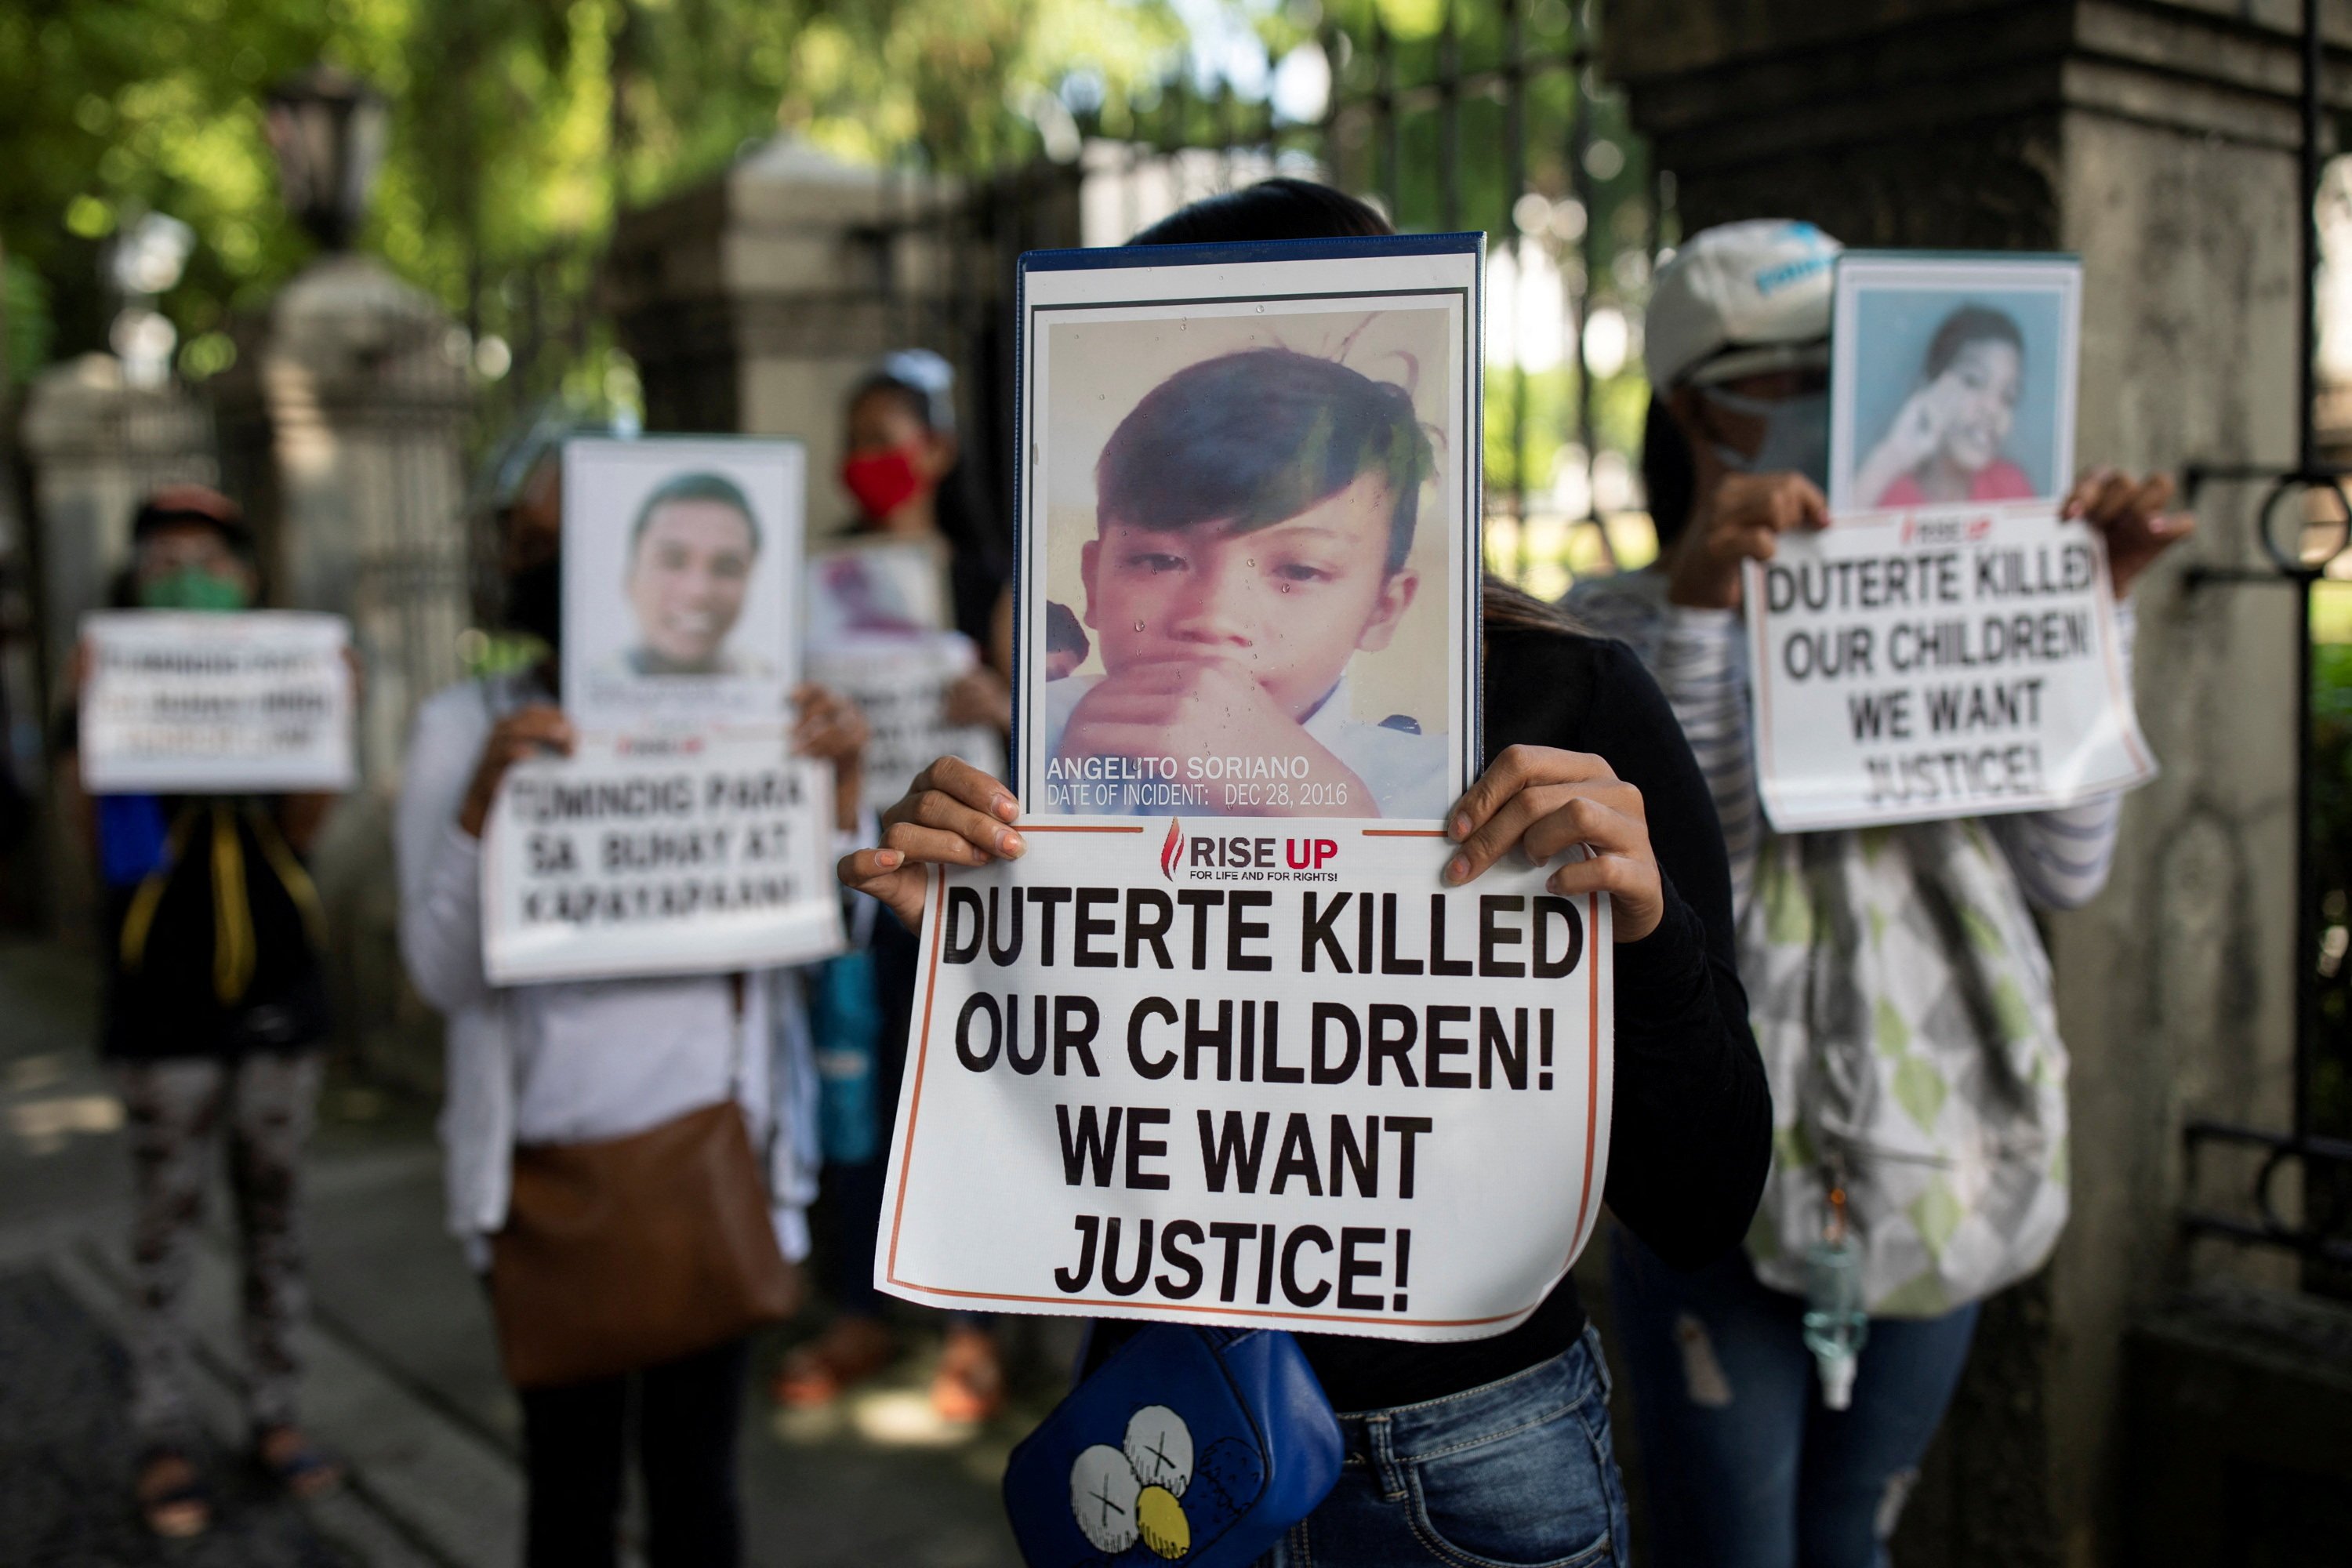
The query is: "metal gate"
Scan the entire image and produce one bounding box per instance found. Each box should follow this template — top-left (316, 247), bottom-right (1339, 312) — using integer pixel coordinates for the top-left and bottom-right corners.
top-left (866, 0), bottom-right (1667, 598)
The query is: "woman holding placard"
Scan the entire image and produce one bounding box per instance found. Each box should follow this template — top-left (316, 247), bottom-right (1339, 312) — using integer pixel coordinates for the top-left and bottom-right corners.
top-left (1570, 220), bottom-right (2191, 1568)
top-left (837, 348), bottom-right (1014, 700)
top-left (841, 180), bottom-right (1773, 1568)
top-left (396, 437), bottom-right (869, 1568)
top-left (58, 485), bottom-right (346, 1537)
top-left (779, 354), bottom-right (1019, 1424)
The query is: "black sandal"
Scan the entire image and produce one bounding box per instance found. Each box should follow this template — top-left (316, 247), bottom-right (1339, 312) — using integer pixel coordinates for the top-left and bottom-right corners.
top-left (253, 1425), bottom-right (344, 1500)
top-left (136, 1446), bottom-right (214, 1538)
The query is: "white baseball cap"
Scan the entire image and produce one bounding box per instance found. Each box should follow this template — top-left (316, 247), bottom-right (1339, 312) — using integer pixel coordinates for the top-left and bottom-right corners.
top-left (1643, 220), bottom-right (1842, 390)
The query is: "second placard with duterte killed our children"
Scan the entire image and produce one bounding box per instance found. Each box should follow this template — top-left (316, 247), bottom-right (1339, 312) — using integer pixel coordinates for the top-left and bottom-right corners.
top-left (1014, 235), bottom-right (1483, 822)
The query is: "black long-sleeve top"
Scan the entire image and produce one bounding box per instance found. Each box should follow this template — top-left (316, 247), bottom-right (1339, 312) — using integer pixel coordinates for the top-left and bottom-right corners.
top-left (1085, 623), bottom-right (1773, 1410)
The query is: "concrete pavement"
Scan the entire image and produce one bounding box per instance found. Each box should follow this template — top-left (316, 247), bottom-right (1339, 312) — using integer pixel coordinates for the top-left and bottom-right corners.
top-left (0, 940), bottom-right (1050, 1566)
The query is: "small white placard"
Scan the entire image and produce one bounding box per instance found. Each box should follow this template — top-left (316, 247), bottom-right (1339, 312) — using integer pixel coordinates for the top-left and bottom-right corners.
top-left (805, 633), bottom-right (1005, 818)
top-left (481, 737), bottom-right (845, 985)
top-left (79, 612), bottom-right (355, 794)
top-left (1744, 503), bottom-right (2154, 832)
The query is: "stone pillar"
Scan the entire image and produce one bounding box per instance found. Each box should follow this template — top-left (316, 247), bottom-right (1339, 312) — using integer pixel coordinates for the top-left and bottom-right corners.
top-left (211, 253), bottom-right (473, 1087)
top-left (17, 354), bottom-right (219, 939)
top-left (1608, 3), bottom-right (2334, 1563)
top-left (212, 254), bottom-right (473, 784)
top-left (608, 137), bottom-right (1079, 531)
top-left (19, 355), bottom-right (219, 709)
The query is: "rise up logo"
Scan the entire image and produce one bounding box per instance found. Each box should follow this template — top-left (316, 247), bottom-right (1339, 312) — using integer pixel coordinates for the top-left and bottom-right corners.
top-left (1160, 823), bottom-right (1345, 884)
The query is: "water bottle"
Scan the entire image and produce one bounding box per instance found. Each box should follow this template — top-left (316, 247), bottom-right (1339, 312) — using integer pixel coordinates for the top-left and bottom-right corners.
top-left (815, 1040), bottom-right (878, 1165)
top-left (1802, 1181), bottom-right (1868, 1410)
top-left (810, 951), bottom-right (883, 1164)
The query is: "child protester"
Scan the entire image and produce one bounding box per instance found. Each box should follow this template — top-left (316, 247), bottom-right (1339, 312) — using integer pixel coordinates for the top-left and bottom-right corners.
top-left (842, 178), bottom-right (1773, 1567)
top-left (1044, 346), bottom-right (1450, 818)
top-left (55, 485), bottom-right (347, 1537)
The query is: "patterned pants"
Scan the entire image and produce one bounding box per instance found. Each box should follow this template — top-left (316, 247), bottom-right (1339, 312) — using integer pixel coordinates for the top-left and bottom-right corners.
top-left (113, 1052), bottom-right (323, 1447)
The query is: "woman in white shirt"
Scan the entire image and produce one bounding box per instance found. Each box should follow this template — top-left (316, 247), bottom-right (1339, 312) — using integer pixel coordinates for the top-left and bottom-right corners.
top-left (396, 444), bottom-right (867, 1568)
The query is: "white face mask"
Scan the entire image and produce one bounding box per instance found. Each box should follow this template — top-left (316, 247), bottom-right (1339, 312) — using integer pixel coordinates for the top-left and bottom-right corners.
top-left (1701, 387), bottom-right (1830, 488)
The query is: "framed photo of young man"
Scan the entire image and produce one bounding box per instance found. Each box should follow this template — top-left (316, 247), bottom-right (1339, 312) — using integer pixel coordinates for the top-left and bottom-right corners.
top-left (561, 437), bottom-right (804, 735)
top-left (1014, 234), bottom-right (1483, 822)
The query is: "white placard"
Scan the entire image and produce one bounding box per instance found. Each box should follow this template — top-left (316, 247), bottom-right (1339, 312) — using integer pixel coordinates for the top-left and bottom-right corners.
top-left (482, 738), bottom-right (845, 985)
top-left (79, 612), bottom-right (354, 794)
top-left (877, 820), bottom-right (1612, 1342)
top-left (804, 538), bottom-right (953, 645)
top-left (804, 633), bottom-right (1005, 817)
top-left (561, 437), bottom-right (804, 736)
top-left (1744, 503), bottom-right (2154, 832)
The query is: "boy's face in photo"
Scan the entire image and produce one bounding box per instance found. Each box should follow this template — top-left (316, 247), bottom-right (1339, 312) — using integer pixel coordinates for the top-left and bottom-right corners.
top-left (1079, 471), bottom-right (1419, 721)
top-left (626, 498), bottom-right (757, 668)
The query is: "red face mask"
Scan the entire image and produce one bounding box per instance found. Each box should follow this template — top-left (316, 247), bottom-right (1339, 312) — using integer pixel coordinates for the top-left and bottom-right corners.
top-left (840, 446), bottom-right (927, 521)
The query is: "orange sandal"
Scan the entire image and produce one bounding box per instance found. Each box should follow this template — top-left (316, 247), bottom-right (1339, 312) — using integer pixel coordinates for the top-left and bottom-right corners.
top-left (256, 1425), bottom-right (344, 1501)
top-left (771, 1316), bottom-right (897, 1409)
top-left (931, 1323), bottom-right (1007, 1424)
top-left (136, 1446), bottom-right (213, 1539)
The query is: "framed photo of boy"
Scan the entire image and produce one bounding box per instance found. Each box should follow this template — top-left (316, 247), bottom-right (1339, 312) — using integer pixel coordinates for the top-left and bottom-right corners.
top-left (1014, 234), bottom-right (1483, 822)
top-left (1828, 252), bottom-right (2081, 516)
top-left (561, 437), bottom-right (804, 735)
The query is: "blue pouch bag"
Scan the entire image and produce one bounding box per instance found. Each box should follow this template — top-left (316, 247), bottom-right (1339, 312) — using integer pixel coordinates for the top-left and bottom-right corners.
top-left (96, 794), bottom-right (172, 888)
top-left (1003, 1323), bottom-right (1341, 1567)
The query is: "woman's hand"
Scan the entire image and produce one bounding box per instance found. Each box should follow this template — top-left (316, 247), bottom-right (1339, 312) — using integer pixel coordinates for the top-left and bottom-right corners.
top-left (837, 755), bottom-right (1025, 930)
top-left (458, 706), bottom-right (574, 838)
top-left (792, 681), bottom-right (872, 832)
top-left (1666, 471), bottom-right (1829, 611)
top-left (2063, 466), bottom-right (2195, 599)
top-left (1441, 745), bottom-right (1664, 941)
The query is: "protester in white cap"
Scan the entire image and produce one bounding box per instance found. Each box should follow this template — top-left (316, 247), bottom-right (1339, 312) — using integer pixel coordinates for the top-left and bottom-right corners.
top-left (1566, 220), bottom-right (2192, 1568)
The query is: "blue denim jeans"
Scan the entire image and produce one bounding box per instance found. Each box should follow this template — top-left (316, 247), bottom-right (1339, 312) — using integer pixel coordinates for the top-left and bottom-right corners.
top-left (1609, 1230), bottom-right (1980, 1568)
top-left (1259, 1327), bottom-right (1630, 1566)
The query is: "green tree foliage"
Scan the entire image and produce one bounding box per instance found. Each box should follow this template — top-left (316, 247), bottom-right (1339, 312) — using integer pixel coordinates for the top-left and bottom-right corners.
top-left (3, 252), bottom-right (54, 387)
top-left (2, 0), bottom-right (1659, 593)
top-left (0, 0), bottom-right (328, 373)
top-left (0, 0), bottom-right (1183, 382)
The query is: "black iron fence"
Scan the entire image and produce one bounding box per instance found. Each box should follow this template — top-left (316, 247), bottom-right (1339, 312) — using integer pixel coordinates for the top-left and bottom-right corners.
top-left (2176, 0), bottom-right (2352, 1294)
top-left (846, 0), bottom-right (1668, 597)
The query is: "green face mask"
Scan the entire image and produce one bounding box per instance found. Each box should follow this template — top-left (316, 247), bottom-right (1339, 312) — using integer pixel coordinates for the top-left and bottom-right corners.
top-left (139, 568), bottom-right (249, 612)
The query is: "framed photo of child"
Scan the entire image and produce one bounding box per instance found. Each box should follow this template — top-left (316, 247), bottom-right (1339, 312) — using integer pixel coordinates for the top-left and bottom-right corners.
top-left (561, 437), bottom-right (804, 735)
top-left (1828, 252), bottom-right (2082, 516)
top-left (1014, 234), bottom-right (1483, 822)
